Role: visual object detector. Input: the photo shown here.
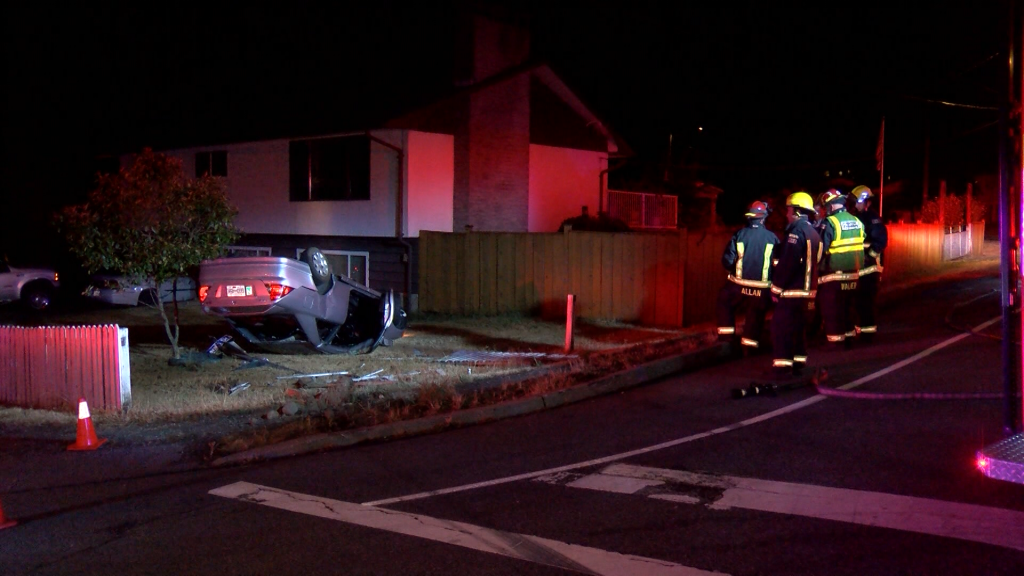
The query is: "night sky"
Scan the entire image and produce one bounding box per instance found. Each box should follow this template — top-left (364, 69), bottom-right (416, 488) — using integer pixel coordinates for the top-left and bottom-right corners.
top-left (3, 1), bottom-right (1008, 261)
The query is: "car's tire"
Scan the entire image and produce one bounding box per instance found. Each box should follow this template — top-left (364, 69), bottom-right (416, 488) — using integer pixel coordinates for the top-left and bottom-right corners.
top-left (393, 307), bottom-right (408, 330)
top-left (303, 247), bottom-right (332, 293)
top-left (22, 283), bottom-right (54, 311)
top-left (138, 288), bottom-right (159, 306)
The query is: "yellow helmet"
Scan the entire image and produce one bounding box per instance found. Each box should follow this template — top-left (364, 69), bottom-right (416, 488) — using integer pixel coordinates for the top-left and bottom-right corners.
top-left (852, 185), bottom-right (873, 202)
top-left (786, 191), bottom-right (814, 212)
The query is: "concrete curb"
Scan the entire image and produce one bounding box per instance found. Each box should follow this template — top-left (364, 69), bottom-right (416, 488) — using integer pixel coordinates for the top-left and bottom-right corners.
top-left (211, 341), bottom-right (731, 467)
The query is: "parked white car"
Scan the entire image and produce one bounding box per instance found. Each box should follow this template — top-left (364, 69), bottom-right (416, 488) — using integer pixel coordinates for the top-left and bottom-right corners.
top-left (84, 275), bottom-right (196, 306)
top-left (0, 260), bottom-right (60, 311)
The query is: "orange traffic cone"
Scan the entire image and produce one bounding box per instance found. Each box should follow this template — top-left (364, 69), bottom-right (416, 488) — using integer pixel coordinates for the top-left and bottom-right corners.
top-left (67, 397), bottom-right (106, 451)
top-left (0, 497), bottom-right (15, 530)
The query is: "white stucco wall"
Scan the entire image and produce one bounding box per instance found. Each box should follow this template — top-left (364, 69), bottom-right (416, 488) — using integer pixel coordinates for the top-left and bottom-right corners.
top-left (405, 131), bottom-right (454, 237)
top-left (160, 130), bottom-right (405, 237)
top-left (528, 145), bottom-right (608, 232)
top-left (146, 134), bottom-right (599, 238)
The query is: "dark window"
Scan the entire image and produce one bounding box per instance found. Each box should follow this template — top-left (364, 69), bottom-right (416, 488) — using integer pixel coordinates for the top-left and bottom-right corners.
top-left (289, 136), bottom-right (370, 202)
top-left (195, 151), bottom-right (228, 177)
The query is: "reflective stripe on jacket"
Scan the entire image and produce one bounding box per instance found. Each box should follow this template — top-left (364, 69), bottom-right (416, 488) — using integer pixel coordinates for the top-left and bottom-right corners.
top-left (820, 209), bottom-right (865, 282)
top-left (770, 216), bottom-right (821, 299)
top-left (858, 208), bottom-right (888, 276)
top-left (721, 224), bottom-right (780, 289)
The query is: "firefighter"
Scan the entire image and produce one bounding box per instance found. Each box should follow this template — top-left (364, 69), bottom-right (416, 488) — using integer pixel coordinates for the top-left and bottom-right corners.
top-left (716, 201), bottom-right (780, 354)
top-left (852, 185), bottom-right (888, 343)
top-left (806, 200), bottom-right (828, 340)
top-left (767, 192), bottom-right (821, 379)
top-left (817, 188), bottom-right (865, 347)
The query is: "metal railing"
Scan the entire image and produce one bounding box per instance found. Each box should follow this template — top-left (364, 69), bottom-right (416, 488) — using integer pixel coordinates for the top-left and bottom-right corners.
top-left (0, 325), bottom-right (131, 411)
top-left (607, 189), bottom-right (678, 229)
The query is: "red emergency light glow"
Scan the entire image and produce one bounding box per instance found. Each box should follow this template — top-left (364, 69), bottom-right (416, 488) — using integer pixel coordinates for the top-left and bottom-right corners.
top-left (198, 286), bottom-right (209, 303)
top-left (976, 456), bottom-right (990, 470)
top-left (265, 283), bottom-right (292, 301)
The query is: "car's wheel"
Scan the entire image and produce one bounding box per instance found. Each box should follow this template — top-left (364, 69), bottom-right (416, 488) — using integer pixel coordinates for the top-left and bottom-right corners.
top-left (303, 247), bottom-right (332, 293)
top-left (22, 284), bottom-right (54, 311)
top-left (138, 288), bottom-right (159, 306)
top-left (393, 307), bottom-right (408, 330)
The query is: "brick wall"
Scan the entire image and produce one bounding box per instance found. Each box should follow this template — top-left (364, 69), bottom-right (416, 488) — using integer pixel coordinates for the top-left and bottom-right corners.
top-left (454, 74), bottom-right (531, 232)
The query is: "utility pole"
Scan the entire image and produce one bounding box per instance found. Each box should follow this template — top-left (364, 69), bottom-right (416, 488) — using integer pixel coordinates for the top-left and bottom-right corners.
top-left (1000, 0), bottom-right (1023, 435)
top-left (1014, 0), bottom-right (1024, 434)
top-left (939, 180), bottom-right (946, 229)
top-left (922, 114), bottom-right (930, 216)
top-left (967, 182), bottom-right (973, 226)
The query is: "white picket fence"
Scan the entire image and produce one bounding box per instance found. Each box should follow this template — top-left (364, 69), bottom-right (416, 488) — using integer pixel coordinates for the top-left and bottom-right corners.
top-left (942, 223), bottom-right (974, 261)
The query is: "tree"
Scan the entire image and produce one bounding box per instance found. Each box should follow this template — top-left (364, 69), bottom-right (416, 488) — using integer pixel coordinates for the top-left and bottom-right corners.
top-left (58, 149), bottom-right (239, 359)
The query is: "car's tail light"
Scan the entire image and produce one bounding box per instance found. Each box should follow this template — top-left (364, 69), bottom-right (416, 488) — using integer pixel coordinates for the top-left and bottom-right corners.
top-left (265, 283), bottom-right (292, 301)
top-left (198, 286), bottom-right (209, 302)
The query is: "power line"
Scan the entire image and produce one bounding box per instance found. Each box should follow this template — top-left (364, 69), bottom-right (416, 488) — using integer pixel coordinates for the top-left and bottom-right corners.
top-left (889, 91), bottom-right (998, 110)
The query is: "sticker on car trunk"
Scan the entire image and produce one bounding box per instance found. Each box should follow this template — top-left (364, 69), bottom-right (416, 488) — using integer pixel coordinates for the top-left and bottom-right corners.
top-left (226, 285), bottom-right (252, 297)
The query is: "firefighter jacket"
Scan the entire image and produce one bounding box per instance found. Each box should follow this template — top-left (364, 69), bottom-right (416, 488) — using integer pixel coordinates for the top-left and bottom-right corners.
top-left (721, 222), bottom-right (780, 289)
top-left (857, 207), bottom-right (888, 276)
top-left (812, 213), bottom-right (828, 238)
top-left (770, 215), bottom-right (821, 299)
top-left (819, 208), bottom-right (865, 283)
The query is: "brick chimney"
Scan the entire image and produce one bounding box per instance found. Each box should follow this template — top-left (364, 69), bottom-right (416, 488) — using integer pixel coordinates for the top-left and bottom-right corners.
top-left (453, 11), bottom-right (531, 232)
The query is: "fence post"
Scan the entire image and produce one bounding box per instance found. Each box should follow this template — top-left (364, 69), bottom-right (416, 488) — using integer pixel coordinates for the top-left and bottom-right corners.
top-left (564, 294), bottom-right (576, 353)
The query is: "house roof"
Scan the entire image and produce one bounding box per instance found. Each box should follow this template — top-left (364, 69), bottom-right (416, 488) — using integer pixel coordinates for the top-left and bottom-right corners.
top-left (385, 61), bottom-right (632, 157)
top-left (134, 60), bottom-right (630, 157)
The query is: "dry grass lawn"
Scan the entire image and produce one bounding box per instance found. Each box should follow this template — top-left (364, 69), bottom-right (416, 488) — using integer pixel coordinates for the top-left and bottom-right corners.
top-left (0, 299), bottom-right (711, 449)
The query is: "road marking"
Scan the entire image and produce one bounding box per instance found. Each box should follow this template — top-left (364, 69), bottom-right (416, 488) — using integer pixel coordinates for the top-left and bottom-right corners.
top-left (362, 315), bottom-right (1001, 508)
top-left (209, 481), bottom-right (727, 576)
top-left (547, 464), bottom-right (1024, 552)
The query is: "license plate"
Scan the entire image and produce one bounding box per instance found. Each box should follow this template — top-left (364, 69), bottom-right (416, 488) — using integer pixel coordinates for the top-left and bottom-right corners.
top-left (226, 285), bottom-right (252, 297)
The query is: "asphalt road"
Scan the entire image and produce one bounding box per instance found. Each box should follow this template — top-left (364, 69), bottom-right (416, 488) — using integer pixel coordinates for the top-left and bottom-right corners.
top-left (3, 274), bottom-right (1023, 575)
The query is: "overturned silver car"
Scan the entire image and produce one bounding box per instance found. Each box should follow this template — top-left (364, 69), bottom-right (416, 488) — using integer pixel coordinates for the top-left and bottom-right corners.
top-left (198, 248), bottom-right (406, 354)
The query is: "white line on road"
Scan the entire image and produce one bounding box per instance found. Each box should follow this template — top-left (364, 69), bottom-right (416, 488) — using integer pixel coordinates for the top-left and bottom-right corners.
top-left (362, 315), bottom-right (1001, 507)
top-left (581, 464), bottom-right (1024, 552)
top-left (209, 481), bottom-right (727, 576)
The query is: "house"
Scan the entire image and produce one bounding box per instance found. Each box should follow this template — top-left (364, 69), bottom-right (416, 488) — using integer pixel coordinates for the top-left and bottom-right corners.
top-left (138, 14), bottom-right (630, 311)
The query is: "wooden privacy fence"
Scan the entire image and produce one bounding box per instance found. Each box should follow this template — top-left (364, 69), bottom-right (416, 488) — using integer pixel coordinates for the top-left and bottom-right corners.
top-left (419, 230), bottom-right (733, 327)
top-left (0, 325), bottom-right (131, 411)
top-left (420, 222), bottom-right (987, 326)
top-left (883, 221), bottom-right (985, 283)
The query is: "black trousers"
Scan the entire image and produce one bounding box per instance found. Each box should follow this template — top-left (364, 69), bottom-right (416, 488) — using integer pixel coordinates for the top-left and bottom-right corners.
top-left (716, 282), bottom-right (771, 348)
top-left (818, 280), bottom-right (858, 343)
top-left (770, 297), bottom-right (809, 372)
top-left (856, 272), bottom-right (880, 334)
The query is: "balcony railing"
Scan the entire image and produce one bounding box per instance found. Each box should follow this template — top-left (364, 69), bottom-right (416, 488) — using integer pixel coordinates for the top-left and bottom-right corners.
top-left (606, 189), bottom-right (677, 229)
